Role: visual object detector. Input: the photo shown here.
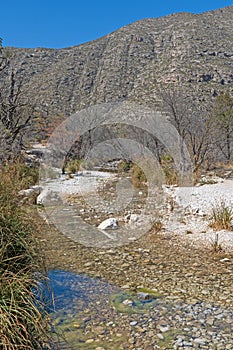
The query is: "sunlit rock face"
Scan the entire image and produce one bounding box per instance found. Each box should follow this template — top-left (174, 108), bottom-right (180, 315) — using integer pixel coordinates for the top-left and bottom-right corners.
top-left (1, 6), bottom-right (232, 122)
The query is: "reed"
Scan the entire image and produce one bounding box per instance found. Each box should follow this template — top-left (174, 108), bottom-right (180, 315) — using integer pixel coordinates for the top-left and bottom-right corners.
top-left (0, 161), bottom-right (52, 350)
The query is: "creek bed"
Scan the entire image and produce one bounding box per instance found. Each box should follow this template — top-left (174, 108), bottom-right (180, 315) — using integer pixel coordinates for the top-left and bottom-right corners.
top-left (36, 170), bottom-right (233, 348)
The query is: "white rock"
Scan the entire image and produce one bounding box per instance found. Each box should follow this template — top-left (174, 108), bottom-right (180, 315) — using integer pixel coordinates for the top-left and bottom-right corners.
top-left (122, 299), bottom-right (133, 306)
top-left (19, 185), bottom-right (41, 197)
top-left (37, 188), bottom-right (59, 205)
top-left (220, 258), bottom-right (230, 263)
top-left (37, 188), bottom-right (48, 205)
top-left (98, 218), bottom-right (118, 230)
top-left (129, 214), bottom-right (140, 224)
top-left (19, 188), bottom-right (35, 196)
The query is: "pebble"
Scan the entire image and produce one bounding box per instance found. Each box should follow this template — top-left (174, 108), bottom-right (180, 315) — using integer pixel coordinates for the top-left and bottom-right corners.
top-left (157, 333), bottom-right (164, 340)
top-left (193, 337), bottom-right (207, 344)
top-left (157, 324), bottom-right (170, 333)
top-left (85, 338), bottom-right (94, 343)
top-left (122, 299), bottom-right (133, 306)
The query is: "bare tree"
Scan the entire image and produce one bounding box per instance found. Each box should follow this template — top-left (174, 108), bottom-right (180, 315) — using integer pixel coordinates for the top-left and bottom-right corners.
top-left (158, 87), bottom-right (189, 140)
top-left (0, 38), bottom-right (9, 73)
top-left (0, 42), bottom-right (34, 162)
top-left (158, 86), bottom-right (214, 172)
top-left (185, 110), bottom-right (213, 171)
top-left (212, 91), bottom-right (233, 163)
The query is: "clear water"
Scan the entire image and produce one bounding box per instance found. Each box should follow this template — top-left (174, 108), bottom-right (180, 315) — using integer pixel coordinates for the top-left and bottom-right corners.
top-left (38, 270), bottom-right (159, 349)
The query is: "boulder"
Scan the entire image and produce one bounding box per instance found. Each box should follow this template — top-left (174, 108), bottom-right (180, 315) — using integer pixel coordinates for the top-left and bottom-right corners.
top-left (98, 218), bottom-right (118, 230)
top-left (19, 185), bottom-right (42, 204)
top-left (37, 188), bottom-right (61, 206)
top-left (19, 185), bottom-right (42, 197)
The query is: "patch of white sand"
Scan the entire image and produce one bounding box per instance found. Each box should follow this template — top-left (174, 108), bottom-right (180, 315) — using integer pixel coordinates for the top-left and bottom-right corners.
top-left (163, 179), bottom-right (233, 251)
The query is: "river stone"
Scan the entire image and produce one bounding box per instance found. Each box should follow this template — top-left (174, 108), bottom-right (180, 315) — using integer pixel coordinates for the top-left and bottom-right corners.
top-left (137, 292), bottom-right (150, 300)
top-left (193, 337), bottom-right (207, 345)
top-left (122, 299), bottom-right (133, 306)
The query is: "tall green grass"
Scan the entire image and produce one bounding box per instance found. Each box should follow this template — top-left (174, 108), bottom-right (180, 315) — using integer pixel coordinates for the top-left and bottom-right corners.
top-left (0, 161), bottom-right (52, 350)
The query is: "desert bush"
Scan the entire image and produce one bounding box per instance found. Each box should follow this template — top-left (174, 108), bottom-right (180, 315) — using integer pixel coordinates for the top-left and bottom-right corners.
top-left (0, 160), bottom-right (39, 194)
top-left (210, 200), bottom-right (233, 231)
top-left (131, 164), bottom-right (147, 188)
top-left (65, 159), bottom-right (82, 174)
top-left (118, 160), bottom-right (132, 173)
top-left (161, 154), bottom-right (178, 185)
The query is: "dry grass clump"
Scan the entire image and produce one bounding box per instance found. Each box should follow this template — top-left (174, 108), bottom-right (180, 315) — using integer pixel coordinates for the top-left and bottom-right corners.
top-left (150, 220), bottom-right (163, 233)
top-left (0, 161), bottom-right (52, 350)
top-left (210, 200), bottom-right (233, 231)
top-left (0, 270), bottom-right (51, 350)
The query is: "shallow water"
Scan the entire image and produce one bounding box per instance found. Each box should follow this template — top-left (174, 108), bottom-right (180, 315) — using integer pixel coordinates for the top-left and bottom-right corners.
top-left (38, 264), bottom-right (233, 350)
top-left (40, 270), bottom-right (127, 349)
top-left (44, 269), bottom-right (120, 312)
top-left (40, 270), bottom-right (161, 349)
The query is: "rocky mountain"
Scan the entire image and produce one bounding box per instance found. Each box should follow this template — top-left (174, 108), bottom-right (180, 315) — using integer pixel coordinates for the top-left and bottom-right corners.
top-left (2, 5), bottom-right (233, 121)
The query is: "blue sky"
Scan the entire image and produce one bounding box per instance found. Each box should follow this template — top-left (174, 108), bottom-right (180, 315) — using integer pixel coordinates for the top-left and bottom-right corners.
top-left (1, 0), bottom-right (232, 48)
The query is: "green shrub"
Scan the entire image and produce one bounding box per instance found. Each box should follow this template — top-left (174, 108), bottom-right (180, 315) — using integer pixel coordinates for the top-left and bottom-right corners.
top-left (65, 159), bottom-right (82, 174)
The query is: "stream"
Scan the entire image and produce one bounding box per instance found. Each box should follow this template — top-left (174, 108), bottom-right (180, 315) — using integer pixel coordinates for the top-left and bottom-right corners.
top-left (41, 269), bottom-right (123, 349)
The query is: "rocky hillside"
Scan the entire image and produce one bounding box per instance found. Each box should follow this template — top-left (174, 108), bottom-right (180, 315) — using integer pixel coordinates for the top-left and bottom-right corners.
top-left (2, 5), bottom-right (233, 120)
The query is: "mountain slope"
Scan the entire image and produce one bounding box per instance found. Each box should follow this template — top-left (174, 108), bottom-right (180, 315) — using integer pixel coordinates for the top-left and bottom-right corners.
top-left (2, 5), bottom-right (233, 119)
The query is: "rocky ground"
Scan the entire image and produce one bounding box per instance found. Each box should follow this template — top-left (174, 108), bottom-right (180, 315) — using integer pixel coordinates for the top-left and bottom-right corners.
top-left (35, 169), bottom-right (233, 350)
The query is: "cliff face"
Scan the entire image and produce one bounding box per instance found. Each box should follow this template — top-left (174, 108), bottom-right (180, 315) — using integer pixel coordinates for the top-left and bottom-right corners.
top-left (2, 5), bottom-right (233, 119)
